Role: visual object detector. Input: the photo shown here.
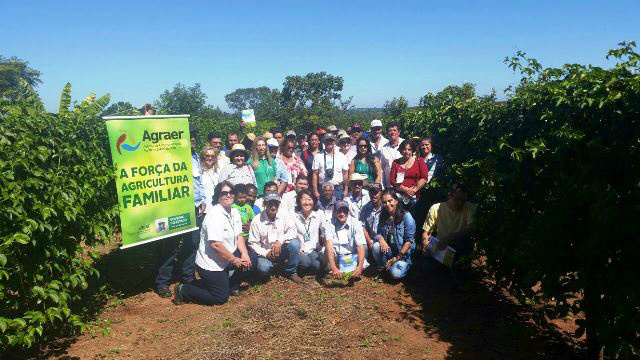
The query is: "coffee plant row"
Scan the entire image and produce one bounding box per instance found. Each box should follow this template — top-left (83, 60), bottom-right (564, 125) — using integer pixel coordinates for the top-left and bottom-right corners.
top-left (403, 42), bottom-right (639, 358)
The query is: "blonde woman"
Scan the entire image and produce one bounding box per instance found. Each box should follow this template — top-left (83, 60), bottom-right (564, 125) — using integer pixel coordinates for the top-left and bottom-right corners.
top-left (251, 137), bottom-right (278, 197)
top-left (202, 145), bottom-right (221, 208)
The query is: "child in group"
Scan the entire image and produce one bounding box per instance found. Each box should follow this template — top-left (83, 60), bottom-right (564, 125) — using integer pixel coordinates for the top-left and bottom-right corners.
top-left (233, 183), bottom-right (256, 239)
top-left (245, 183), bottom-right (261, 215)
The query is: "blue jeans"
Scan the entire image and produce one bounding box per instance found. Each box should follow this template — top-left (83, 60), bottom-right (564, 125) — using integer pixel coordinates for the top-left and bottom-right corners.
top-left (298, 250), bottom-right (322, 274)
top-left (372, 242), bottom-right (411, 279)
top-left (155, 207), bottom-right (203, 288)
top-left (249, 241), bottom-right (301, 276)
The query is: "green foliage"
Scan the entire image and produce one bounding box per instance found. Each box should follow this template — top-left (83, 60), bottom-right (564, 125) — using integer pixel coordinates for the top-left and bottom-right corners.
top-left (383, 96), bottom-right (408, 119)
top-left (280, 71), bottom-right (353, 130)
top-left (0, 55), bottom-right (42, 99)
top-left (0, 83), bottom-right (118, 350)
top-left (224, 87), bottom-right (282, 121)
top-left (101, 101), bottom-right (140, 117)
top-left (153, 83), bottom-right (208, 116)
top-left (403, 42), bottom-right (640, 358)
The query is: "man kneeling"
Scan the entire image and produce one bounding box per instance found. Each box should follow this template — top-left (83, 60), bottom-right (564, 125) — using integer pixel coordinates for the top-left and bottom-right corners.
top-left (323, 200), bottom-right (368, 280)
top-left (247, 191), bottom-right (303, 283)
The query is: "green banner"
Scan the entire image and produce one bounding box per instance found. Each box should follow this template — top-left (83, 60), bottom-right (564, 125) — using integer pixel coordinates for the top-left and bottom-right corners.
top-left (104, 115), bottom-right (196, 248)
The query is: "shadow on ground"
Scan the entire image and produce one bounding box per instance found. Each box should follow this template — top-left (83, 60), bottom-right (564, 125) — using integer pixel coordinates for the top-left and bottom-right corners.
top-left (401, 261), bottom-right (585, 359)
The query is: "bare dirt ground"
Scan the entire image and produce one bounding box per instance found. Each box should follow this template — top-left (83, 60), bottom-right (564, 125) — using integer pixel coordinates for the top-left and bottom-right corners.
top-left (29, 242), bottom-right (584, 360)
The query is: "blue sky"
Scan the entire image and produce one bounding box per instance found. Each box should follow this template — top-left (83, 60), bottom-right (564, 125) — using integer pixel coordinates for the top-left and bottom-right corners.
top-left (2, 1), bottom-right (638, 112)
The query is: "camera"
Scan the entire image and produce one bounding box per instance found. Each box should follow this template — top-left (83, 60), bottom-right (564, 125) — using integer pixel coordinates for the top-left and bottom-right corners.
top-left (324, 169), bottom-right (334, 179)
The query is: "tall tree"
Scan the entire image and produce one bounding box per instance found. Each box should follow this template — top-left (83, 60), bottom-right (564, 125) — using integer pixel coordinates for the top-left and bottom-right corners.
top-left (0, 55), bottom-right (42, 98)
top-left (224, 87), bottom-right (271, 114)
top-left (383, 96), bottom-right (408, 119)
top-left (101, 101), bottom-right (139, 117)
top-left (280, 72), bottom-right (352, 129)
top-left (224, 87), bottom-right (283, 121)
top-left (153, 83), bottom-right (207, 116)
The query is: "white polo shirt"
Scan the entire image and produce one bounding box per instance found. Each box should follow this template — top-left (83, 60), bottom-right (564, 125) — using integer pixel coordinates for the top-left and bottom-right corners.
top-left (377, 138), bottom-right (404, 189)
top-left (196, 204), bottom-right (243, 272)
top-left (325, 216), bottom-right (366, 256)
top-left (294, 210), bottom-right (327, 254)
top-left (312, 149), bottom-right (349, 186)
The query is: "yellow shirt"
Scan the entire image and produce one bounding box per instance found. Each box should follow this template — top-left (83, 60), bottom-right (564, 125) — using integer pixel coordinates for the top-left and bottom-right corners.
top-left (422, 202), bottom-right (477, 239)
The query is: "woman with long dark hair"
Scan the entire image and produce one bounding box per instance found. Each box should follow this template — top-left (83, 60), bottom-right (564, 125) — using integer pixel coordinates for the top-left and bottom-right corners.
top-left (348, 136), bottom-right (382, 187)
top-left (373, 189), bottom-right (416, 280)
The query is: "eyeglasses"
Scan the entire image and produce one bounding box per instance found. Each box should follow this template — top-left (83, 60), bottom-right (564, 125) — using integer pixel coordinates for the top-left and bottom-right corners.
top-left (220, 190), bottom-right (234, 197)
top-left (358, 144), bottom-right (368, 148)
top-left (336, 208), bottom-right (349, 214)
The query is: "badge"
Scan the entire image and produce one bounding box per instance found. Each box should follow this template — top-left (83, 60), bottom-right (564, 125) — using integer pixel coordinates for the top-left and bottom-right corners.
top-left (395, 171), bottom-right (404, 184)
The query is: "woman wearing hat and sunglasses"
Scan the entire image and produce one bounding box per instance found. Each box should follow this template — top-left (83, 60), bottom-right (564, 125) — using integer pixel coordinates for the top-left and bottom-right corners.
top-left (218, 144), bottom-right (257, 187)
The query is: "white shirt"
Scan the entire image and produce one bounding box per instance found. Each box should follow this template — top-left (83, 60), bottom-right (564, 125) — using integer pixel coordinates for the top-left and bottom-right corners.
top-left (312, 149), bottom-right (349, 186)
top-left (218, 163), bottom-right (257, 187)
top-left (370, 135), bottom-right (389, 153)
top-left (278, 190), bottom-right (298, 217)
top-left (377, 138), bottom-right (404, 189)
top-left (294, 210), bottom-right (326, 254)
top-left (248, 211), bottom-right (297, 257)
top-left (202, 168), bottom-right (219, 211)
top-left (341, 149), bottom-right (356, 164)
top-left (325, 216), bottom-right (366, 256)
top-left (345, 191), bottom-right (370, 221)
top-left (196, 204), bottom-right (243, 271)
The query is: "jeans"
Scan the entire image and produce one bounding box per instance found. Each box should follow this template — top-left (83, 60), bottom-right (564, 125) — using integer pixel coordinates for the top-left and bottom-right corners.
top-left (155, 207), bottom-right (203, 288)
top-left (298, 250), bottom-right (322, 274)
top-left (249, 241), bottom-right (301, 277)
top-left (372, 242), bottom-right (411, 280)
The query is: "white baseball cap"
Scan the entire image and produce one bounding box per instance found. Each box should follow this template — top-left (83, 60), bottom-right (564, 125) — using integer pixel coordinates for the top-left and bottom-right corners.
top-left (370, 119), bottom-right (383, 128)
top-left (267, 138), bottom-right (279, 147)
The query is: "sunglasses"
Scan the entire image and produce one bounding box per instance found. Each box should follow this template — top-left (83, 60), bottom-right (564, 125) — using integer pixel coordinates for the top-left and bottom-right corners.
top-left (204, 155), bottom-right (215, 159)
top-left (358, 144), bottom-right (368, 148)
top-left (220, 190), bottom-right (234, 197)
top-left (352, 182), bottom-right (363, 187)
top-left (336, 208), bottom-right (349, 214)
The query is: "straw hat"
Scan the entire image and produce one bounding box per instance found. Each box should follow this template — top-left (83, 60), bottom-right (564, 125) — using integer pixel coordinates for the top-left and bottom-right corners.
top-left (228, 144), bottom-right (250, 158)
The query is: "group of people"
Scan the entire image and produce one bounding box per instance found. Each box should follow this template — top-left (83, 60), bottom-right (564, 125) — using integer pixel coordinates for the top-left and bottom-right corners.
top-left (154, 119), bottom-right (477, 306)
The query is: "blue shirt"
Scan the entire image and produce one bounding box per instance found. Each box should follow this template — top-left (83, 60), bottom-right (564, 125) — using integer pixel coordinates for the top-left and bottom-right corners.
top-left (376, 211), bottom-right (416, 263)
top-left (192, 151), bottom-right (205, 207)
top-left (359, 201), bottom-right (382, 240)
top-left (252, 204), bottom-right (261, 215)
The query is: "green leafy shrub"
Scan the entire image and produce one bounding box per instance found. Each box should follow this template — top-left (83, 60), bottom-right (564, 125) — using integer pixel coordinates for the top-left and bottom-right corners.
top-left (0, 82), bottom-right (118, 349)
top-left (402, 42), bottom-right (640, 358)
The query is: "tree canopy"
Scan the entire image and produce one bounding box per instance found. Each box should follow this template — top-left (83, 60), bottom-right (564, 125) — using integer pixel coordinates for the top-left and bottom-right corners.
top-left (0, 55), bottom-right (42, 98)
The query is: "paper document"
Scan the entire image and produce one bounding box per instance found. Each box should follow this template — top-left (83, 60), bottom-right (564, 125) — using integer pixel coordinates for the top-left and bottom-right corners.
top-left (427, 236), bottom-right (456, 268)
top-left (241, 109), bottom-right (255, 123)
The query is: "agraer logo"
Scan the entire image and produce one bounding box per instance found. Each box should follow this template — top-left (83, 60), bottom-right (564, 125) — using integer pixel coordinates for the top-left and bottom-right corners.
top-left (116, 133), bottom-right (141, 154)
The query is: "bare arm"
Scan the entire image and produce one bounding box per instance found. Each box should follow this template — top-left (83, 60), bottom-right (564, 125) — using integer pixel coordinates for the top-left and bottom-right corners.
top-left (374, 158), bottom-right (382, 185)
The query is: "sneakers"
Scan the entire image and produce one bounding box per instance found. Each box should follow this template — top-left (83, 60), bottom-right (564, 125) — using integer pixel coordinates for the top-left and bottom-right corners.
top-left (156, 286), bottom-right (172, 298)
top-left (288, 273), bottom-right (303, 284)
top-left (173, 284), bottom-right (187, 305)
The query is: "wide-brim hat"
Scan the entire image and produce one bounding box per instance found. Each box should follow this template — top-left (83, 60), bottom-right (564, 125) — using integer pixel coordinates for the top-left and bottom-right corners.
top-left (350, 173), bottom-right (368, 182)
top-left (327, 125), bottom-right (338, 132)
top-left (246, 133), bottom-right (256, 141)
top-left (228, 144), bottom-right (250, 158)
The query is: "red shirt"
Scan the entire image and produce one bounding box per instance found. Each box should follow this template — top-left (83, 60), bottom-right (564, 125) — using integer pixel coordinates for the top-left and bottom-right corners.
top-left (390, 156), bottom-right (428, 194)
